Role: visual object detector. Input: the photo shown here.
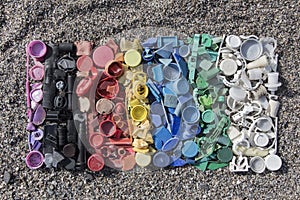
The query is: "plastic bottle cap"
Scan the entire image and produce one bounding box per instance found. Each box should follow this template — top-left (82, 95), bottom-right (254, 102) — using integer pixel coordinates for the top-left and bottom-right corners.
top-left (201, 109), bottom-right (215, 123)
top-left (173, 77), bottom-right (190, 95)
top-left (256, 117), bottom-right (272, 132)
top-left (93, 46), bottom-right (114, 68)
top-left (229, 86), bottom-right (247, 101)
top-left (253, 133), bottom-right (269, 147)
top-left (162, 137), bottom-right (179, 152)
top-left (96, 99), bottom-right (115, 115)
top-left (178, 45), bottom-right (190, 58)
top-left (130, 105), bottom-right (147, 122)
top-left (63, 143), bottom-right (77, 158)
top-left (105, 60), bottom-right (124, 77)
top-left (133, 81), bottom-right (149, 99)
top-left (182, 106), bottom-right (200, 124)
top-left (153, 152), bottom-right (170, 168)
top-left (25, 150), bottom-right (44, 169)
top-left (135, 152), bottom-right (151, 167)
top-left (27, 40), bottom-right (47, 58)
top-left (89, 134), bottom-right (104, 148)
top-left (124, 49), bottom-right (141, 67)
top-left (97, 77), bottom-right (119, 99)
top-left (220, 59), bottom-right (238, 76)
top-left (76, 55), bottom-right (93, 72)
top-left (182, 140), bottom-right (198, 158)
top-left (217, 148), bottom-right (233, 163)
top-left (99, 120), bottom-right (117, 137)
top-left (88, 154), bottom-right (105, 171)
top-left (225, 35), bottom-right (241, 49)
top-left (265, 154), bottom-right (282, 171)
top-left (163, 63), bottom-right (180, 81)
top-left (240, 38), bottom-right (263, 61)
top-left (29, 65), bottom-right (44, 80)
top-left (30, 88), bottom-right (43, 103)
top-left (250, 156), bottom-right (266, 173)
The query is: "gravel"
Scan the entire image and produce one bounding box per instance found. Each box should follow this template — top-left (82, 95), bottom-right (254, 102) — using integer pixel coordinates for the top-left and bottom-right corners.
top-left (0, 0), bottom-right (299, 199)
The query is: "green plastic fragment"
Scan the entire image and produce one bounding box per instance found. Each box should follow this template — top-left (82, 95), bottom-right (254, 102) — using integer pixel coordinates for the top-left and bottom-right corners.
top-left (199, 94), bottom-right (213, 109)
top-left (199, 59), bottom-right (213, 71)
top-left (217, 96), bottom-right (225, 102)
top-left (208, 50), bottom-right (218, 61)
top-left (187, 37), bottom-right (193, 44)
top-left (211, 43), bottom-right (219, 51)
top-left (198, 47), bottom-right (207, 55)
top-left (207, 162), bottom-right (229, 170)
top-left (217, 147), bottom-right (233, 162)
top-left (199, 67), bottom-right (220, 81)
top-left (212, 37), bottom-right (223, 44)
top-left (217, 135), bottom-right (231, 146)
top-left (196, 75), bottom-right (208, 89)
top-left (201, 34), bottom-right (212, 47)
top-left (194, 161), bottom-right (209, 171)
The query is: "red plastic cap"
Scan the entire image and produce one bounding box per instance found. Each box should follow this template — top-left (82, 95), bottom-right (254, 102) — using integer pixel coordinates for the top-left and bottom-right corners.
top-left (77, 55), bottom-right (93, 72)
top-left (88, 154), bottom-right (105, 171)
top-left (93, 46), bottom-right (114, 68)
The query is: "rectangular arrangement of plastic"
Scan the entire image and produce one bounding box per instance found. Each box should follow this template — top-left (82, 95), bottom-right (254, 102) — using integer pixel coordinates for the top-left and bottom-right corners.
top-left (25, 34), bottom-right (282, 173)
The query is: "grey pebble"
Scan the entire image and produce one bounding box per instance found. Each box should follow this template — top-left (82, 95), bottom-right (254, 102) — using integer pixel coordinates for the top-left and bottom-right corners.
top-left (3, 171), bottom-right (11, 184)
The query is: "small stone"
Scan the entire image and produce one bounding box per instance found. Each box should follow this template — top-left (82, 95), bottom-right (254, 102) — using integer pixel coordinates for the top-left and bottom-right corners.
top-left (3, 171), bottom-right (11, 184)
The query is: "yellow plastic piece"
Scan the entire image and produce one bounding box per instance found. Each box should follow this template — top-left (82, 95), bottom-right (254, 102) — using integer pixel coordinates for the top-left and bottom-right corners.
top-left (130, 105), bottom-right (147, 122)
top-left (129, 99), bottom-right (141, 107)
top-left (124, 49), bottom-right (141, 67)
top-left (133, 147), bottom-right (149, 154)
top-left (134, 81), bottom-right (149, 99)
top-left (132, 139), bottom-right (149, 149)
top-left (135, 152), bottom-right (151, 167)
top-left (145, 133), bottom-right (154, 144)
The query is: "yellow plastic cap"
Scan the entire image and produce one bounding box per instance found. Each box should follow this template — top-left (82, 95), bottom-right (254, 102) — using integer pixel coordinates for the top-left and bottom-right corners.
top-left (124, 49), bottom-right (141, 67)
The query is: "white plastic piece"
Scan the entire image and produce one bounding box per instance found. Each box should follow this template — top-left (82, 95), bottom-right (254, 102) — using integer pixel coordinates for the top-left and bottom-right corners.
top-left (265, 72), bottom-right (282, 93)
top-left (256, 117), bottom-right (273, 132)
top-left (229, 156), bottom-right (249, 172)
top-left (264, 154), bottom-right (282, 171)
top-left (229, 86), bottom-right (247, 101)
top-left (220, 59), bottom-right (238, 76)
top-left (253, 133), bottom-right (269, 147)
top-left (246, 55), bottom-right (269, 69)
top-left (226, 35), bottom-right (242, 49)
top-left (247, 68), bottom-right (263, 80)
top-left (250, 156), bottom-right (266, 173)
top-left (79, 97), bottom-right (90, 112)
top-left (240, 38), bottom-right (263, 61)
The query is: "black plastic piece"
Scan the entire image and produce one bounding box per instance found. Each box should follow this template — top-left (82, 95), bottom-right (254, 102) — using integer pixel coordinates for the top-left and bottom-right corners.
top-left (67, 119), bottom-right (77, 143)
top-left (76, 122), bottom-right (86, 170)
top-left (58, 43), bottom-right (75, 53)
top-left (43, 44), bottom-right (58, 109)
top-left (54, 95), bottom-right (67, 109)
top-left (67, 74), bottom-right (75, 110)
top-left (46, 110), bottom-right (71, 121)
top-left (44, 124), bottom-right (58, 149)
top-left (58, 126), bottom-right (67, 149)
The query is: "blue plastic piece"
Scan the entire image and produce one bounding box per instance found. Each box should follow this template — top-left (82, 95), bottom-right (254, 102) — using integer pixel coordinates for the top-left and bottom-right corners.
top-left (152, 64), bottom-right (164, 82)
top-left (157, 36), bottom-right (178, 48)
top-left (171, 115), bottom-right (181, 136)
top-left (153, 152), bottom-right (171, 168)
top-left (155, 43), bottom-right (173, 58)
top-left (142, 48), bottom-right (155, 62)
top-left (171, 158), bottom-right (187, 167)
top-left (153, 127), bottom-right (172, 150)
top-left (146, 79), bottom-right (161, 102)
top-left (182, 140), bottom-right (199, 158)
top-left (162, 137), bottom-right (180, 152)
top-left (173, 52), bottom-right (188, 78)
top-left (162, 86), bottom-right (176, 96)
top-left (150, 114), bottom-right (163, 128)
top-left (167, 107), bottom-right (175, 114)
top-left (185, 158), bottom-right (196, 164)
top-left (159, 58), bottom-right (172, 66)
top-left (142, 37), bottom-right (157, 48)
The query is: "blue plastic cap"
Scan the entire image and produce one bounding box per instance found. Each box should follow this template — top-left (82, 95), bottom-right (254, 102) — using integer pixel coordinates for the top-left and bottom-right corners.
top-left (150, 114), bottom-right (163, 128)
top-left (162, 137), bottom-right (179, 152)
top-left (153, 152), bottom-right (171, 168)
top-left (171, 158), bottom-right (187, 167)
top-left (182, 140), bottom-right (199, 158)
top-left (142, 37), bottom-right (157, 48)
